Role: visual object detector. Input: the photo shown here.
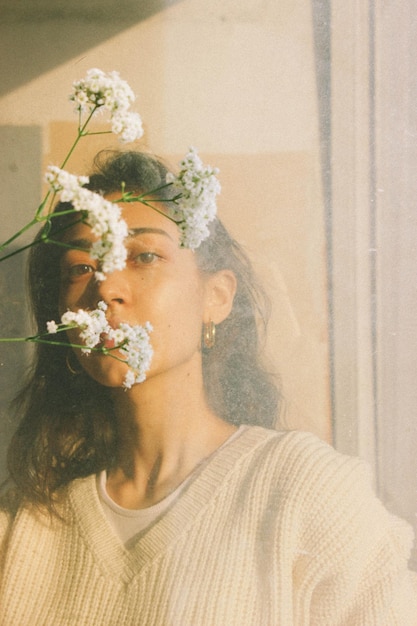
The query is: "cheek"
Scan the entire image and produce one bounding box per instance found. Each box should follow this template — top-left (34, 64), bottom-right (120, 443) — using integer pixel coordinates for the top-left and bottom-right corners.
top-left (64, 327), bottom-right (84, 351)
top-left (153, 285), bottom-right (206, 346)
top-left (58, 283), bottom-right (74, 317)
top-left (58, 281), bottom-right (89, 315)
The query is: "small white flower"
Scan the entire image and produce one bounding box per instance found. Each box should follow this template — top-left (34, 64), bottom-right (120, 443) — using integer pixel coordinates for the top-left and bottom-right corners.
top-left (61, 305), bottom-right (109, 354)
top-left (46, 320), bottom-right (58, 334)
top-left (111, 111), bottom-right (144, 143)
top-left (109, 328), bottom-right (125, 345)
top-left (94, 271), bottom-right (107, 283)
top-left (166, 147), bottom-right (220, 249)
top-left (123, 369), bottom-right (136, 389)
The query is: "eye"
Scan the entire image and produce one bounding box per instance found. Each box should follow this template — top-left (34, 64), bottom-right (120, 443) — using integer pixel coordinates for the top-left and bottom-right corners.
top-left (67, 263), bottom-right (96, 278)
top-left (133, 252), bottom-right (160, 265)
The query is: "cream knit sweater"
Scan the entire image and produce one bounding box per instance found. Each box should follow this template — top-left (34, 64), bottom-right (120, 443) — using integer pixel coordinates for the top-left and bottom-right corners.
top-left (0, 427), bottom-right (416, 625)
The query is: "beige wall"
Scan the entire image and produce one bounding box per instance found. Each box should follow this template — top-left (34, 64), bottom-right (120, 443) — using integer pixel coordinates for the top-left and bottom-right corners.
top-left (1, 0), bottom-right (416, 568)
top-left (0, 0), bottom-right (331, 453)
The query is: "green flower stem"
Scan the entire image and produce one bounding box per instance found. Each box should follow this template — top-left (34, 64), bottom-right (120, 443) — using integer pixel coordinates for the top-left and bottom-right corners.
top-left (32, 109), bottom-right (96, 220)
top-left (83, 130), bottom-right (113, 137)
top-left (0, 334), bottom-right (131, 371)
top-left (43, 208), bottom-right (82, 219)
top-left (122, 181), bottom-right (175, 200)
top-left (0, 336), bottom-right (82, 349)
top-left (0, 335), bottom-right (120, 357)
top-left (134, 201), bottom-right (184, 225)
top-left (116, 182), bottom-right (182, 204)
top-left (0, 238), bottom-right (45, 263)
top-left (59, 107), bottom-right (98, 172)
top-left (113, 185), bottom-right (184, 225)
top-left (35, 107), bottom-right (98, 220)
top-left (0, 217), bottom-right (39, 252)
top-left (1, 105), bottom-right (99, 259)
top-left (0, 215), bottom-right (85, 263)
top-left (34, 190), bottom-right (55, 221)
top-left (0, 207), bottom-right (80, 254)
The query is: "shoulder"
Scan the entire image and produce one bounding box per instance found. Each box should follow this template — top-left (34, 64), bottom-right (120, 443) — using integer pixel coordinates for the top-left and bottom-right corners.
top-left (253, 428), bottom-right (415, 561)
top-left (0, 485), bottom-right (25, 564)
top-left (0, 477), bottom-right (96, 563)
top-left (0, 476), bottom-right (94, 534)
top-left (238, 426), bottom-right (413, 542)
top-left (238, 426), bottom-right (367, 492)
top-left (0, 485), bottom-right (23, 522)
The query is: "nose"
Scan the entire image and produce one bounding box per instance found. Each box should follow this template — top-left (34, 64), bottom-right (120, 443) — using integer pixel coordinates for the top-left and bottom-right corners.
top-left (94, 268), bottom-right (130, 307)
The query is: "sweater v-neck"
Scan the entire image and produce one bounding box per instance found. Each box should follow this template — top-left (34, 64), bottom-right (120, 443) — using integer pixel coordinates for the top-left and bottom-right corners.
top-left (68, 425), bottom-right (279, 584)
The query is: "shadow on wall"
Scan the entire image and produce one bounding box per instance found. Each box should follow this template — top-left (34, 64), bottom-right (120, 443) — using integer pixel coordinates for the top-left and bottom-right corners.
top-left (0, 0), bottom-right (183, 97)
top-left (0, 125), bottom-right (43, 483)
top-left (0, 250), bottom-right (31, 483)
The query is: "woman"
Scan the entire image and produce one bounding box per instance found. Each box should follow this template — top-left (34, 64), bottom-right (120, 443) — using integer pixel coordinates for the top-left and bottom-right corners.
top-left (0, 151), bottom-right (416, 625)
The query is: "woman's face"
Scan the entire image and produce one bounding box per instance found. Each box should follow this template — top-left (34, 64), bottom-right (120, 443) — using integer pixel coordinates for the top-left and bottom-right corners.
top-left (58, 195), bottom-right (212, 388)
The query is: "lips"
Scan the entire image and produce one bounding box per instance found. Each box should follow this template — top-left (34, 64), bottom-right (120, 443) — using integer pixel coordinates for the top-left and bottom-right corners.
top-left (101, 318), bottom-right (127, 350)
top-left (102, 335), bottom-right (116, 350)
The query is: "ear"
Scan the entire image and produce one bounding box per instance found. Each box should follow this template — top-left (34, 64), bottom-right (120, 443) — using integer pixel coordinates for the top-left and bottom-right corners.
top-left (203, 270), bottom-right (237, 325)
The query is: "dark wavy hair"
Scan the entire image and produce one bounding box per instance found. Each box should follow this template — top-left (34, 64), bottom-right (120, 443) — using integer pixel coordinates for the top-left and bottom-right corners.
top-left (7, 150), bottom-right (280, 508)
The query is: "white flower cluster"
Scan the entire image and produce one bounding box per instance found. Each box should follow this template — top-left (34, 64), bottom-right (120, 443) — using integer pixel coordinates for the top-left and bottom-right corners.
top-left (45, 165), bottom-right (128, 279)
top-left (70, 68), bottom-right (135, 112)
top-left (70, 68), bottom-right (143, 143)
top-left (60, 302), bottom-right (109, 353)
top-left (111, 111), bottom-right (143, 144)
top-left (110, 322), bottom-right (154, 388)
top-left (166, 147), bottom-right (220, 249)
top-left (47, 301), bottom-right (153, 389)
top-left (45, 167), bottom-right (89, 198)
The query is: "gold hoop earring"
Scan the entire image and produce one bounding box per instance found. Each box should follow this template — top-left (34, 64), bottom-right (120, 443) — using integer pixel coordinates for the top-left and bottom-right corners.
top-left (66, 351), bottom-right (83, 375)
top-left (203, 321), bottom-right (216, 349)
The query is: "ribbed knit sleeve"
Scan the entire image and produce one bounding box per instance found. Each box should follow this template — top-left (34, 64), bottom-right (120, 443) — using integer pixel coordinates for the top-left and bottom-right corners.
top-left (0, 508), bottom-right (10, 571)
top-left (0, 489), bottom-right (20, 575)
top-left (284, 432), bottom-right (417, 625)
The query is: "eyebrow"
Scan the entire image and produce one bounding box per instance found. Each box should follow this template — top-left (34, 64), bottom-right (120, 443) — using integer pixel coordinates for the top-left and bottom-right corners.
top-left (127, 227), bottom-right (173, 240)
top-left (59, 238), bottom-right (91, 251)
top-left (63, 227), bottom-right (174, 250)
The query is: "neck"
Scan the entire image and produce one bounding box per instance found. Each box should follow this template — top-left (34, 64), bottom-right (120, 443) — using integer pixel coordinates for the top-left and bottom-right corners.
top-left (107, 359), bottom-right (236, 508)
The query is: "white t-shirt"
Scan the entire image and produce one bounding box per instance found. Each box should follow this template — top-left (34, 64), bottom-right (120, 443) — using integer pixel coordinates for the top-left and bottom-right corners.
top-left (97, 426), bottom-right (246, 546)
